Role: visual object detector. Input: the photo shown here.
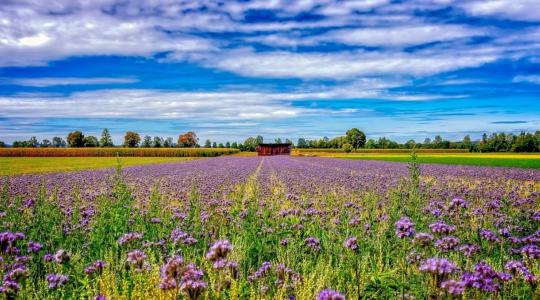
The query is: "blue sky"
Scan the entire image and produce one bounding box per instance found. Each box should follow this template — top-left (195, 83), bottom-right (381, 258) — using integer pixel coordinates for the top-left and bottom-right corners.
top-left (0, 0), bottom-right (539, 144)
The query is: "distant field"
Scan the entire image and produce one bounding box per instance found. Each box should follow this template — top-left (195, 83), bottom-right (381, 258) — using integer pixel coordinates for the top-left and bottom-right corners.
top-left (0, 157), bottom-right (195, 176)
top-left (295, 151), bottom-right (540, 169)
top-left (0, 147), bottom-right (239, 157)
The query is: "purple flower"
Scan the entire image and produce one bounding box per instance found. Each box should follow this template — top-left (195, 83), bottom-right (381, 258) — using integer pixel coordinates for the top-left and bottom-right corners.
top-left (280, 238), bottom-right (289, 246)
top-left (395, 216), bottom-right (415, 238)
top-left (317, 289), bottom-right (345, 300)
top-left (206, 240), bottom-right (232, 262)
top-left (27, 241), bottom-right (42, 253)
top-left (343, 237), bottom-right (358, 251)
top-left (46, 273), bottom-right (69, 289)
top-left (413, 233), bottom-right (434, 247)
top-left (461, 261), bottom-right (503, 292)
top-left (85, 260), bottom-right (107, 275)
top-left (53, 249), bottom-right (70, 264)
top-left (459, 244), bottom-right (480, 257)
top-left (127, 250), bottom-right (148, 272)
top-left (118, 232), bottom-right (143, 246)
top-left (521, 244), bottom-right (540, 259)
top-left (429, 221), bottom-right (456, 235)
top-left (0, 279), bottom-right (20, 294)
top-left (419, 258), bottom-right (458, 275)
top-left (171, 229), bottom-right (197, 245)
top-left (479, 229), bottom-right (501, 242)
top-left (248, 261), bottom-right (272, 281)
top-left (0, 232), bottom-right (25, 254)
top-left (440, 280), bottom-right (465, 296)
top-left (180, 264), bottom-right (206, 300)
top-left (95, 295), bottom-right (106, 300)
top-left (435, 236), bottom-right (460, 252)
top-left (304, 237), bottom-right (321, 252)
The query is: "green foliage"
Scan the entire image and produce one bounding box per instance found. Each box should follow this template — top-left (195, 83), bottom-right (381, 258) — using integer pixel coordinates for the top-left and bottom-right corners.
top-left (346, 128), bottom-right (366, 149)
top-left (99, 129), bottom-right (114, 147)
top-left (342, 143), bottom-right (353, 153)
top-left (67, 131), bottom-right (85, 147)
top-left (123, 131), bottom-right (141, 148)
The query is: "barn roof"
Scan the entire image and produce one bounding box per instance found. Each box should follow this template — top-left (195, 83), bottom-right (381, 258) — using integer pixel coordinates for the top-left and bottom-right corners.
top-left (257, 143), bottom-right (292, 147)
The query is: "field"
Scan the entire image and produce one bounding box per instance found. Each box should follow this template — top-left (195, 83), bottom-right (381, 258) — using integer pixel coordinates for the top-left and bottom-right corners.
top-left (294, 150), bottom-right (540, 169)
top-left (0, 155), bottom-right (538, 299)
top-left (0, 147), bottom-right (239, 157)
top-left (0, 157), bottom-right (196, 176)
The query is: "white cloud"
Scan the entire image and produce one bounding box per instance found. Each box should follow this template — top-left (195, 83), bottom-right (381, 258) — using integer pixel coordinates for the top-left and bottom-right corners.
top-left (461, 0), bottom-right (540, 21)
top-left (202, 49), bottom-right (497, 79)
top-left (8, 77), bottom-right (138, 87)
top-left (513, 75), bottom-right (540, 84)
top-left (321, 24), bottom-right (485, 47)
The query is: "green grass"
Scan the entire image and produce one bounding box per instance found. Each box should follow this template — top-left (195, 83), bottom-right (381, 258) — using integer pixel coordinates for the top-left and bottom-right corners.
top-left (0, 156), bottom-right (196, 176)
top-left (300, 153), bottom-right (540, 169)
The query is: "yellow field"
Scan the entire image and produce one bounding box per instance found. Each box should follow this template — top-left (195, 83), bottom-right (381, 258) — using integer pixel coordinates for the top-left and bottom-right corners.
top-left (0, 157), bottom-right (196, 176)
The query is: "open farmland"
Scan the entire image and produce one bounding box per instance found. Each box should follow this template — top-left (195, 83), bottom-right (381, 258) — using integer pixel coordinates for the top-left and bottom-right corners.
top-left (294, 150), bottom-right (540, 169)
top-left (0, 157), bottom-right (197, 176)
top-left (0, 156), bottom-right (538, 299)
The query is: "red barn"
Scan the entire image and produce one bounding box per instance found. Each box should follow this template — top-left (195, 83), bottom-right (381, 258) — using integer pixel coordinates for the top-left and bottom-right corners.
top-left (256, 143), bottom-right (292, 156)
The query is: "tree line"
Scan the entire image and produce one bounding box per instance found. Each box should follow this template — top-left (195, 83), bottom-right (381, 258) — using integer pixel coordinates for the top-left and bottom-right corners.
top-left (2, 129), bottom-right (539, 152)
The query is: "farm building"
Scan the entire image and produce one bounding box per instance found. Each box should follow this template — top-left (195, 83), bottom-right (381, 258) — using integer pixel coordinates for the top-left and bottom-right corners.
top-left (256, 143), bottom-right (292, 156)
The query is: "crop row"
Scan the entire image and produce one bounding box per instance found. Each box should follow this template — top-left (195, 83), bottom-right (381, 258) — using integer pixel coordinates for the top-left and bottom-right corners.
top-left (0, 147), bottom-right (240, 157)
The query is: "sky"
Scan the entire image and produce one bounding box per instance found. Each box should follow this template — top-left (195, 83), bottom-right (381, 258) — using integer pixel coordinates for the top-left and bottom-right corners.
top-left (0, 0), bottom-right (539, 144)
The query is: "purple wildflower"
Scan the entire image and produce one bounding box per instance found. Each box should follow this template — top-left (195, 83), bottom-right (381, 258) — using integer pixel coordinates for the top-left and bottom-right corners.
top-left (459, 244), bottom-right (480, 257)
top-left (248, 261), bottom-right (272, 281)
top-left (343, 236), bottom-right (358, 251)
top-left (521, 244), bottom-right (540, 259)
top-left (479, 229), bottom-right (501, 242)
top-left (27, 241), bottom-right (42, 253)
top-left (440, 280), bottom-right (465, 296)
top-left (304, 237), bottom-right (321, 252)
top-left (395, 216), bottom-right (415, 238)
top-left (429, 221), bottom-right (456, 235)
top-left (317, 289), bottom-right (345, 300)
top-left (117, 232), bottom-right (143, 246)
top-left (127, 250), bottom-right (148, 272)
top-left (53, 249), bottom-right (70, 264)
top-left (413, 233), bottom-right (434, 247)
top-left (205, 240), bottom-right (232, 262)
top-left (46, 273), bottom-right (69, 289)
top-left (419, 258), bottom-right (459, 275)
top-left (435, 236), bottom-right (460, 252)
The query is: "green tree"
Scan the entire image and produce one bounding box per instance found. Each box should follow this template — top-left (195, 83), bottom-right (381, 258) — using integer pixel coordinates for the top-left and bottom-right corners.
top-left (41, 139), bottom-right (51, 147)
top-left (52, 137), bottom-right (66, 148)
top-left (84, 136), bottom-right (99, 147)
top-left (231, 142), bottom-right (238, 148)
top-left (142, 136), bottom-right (152, 147)
top-left (164, 137), bottom-right (173, 147)
top-left (153, 136), bottom-right (162, 148)
top-left (342, 143), bottom-right (353, 153)
top-left (100, 129), bottom-right (114, 147)
top-left (346, 128), bottom-right (366, 149)
top-left (212, 142), bottom-right (217, 148)
top-left (124, 131), bottom-right (141, 148)
top-left (225, 142), bottom-right (231, 148)
top-left (67, 131), bottom-right (85, 147)
top-left (297, 138), bottom-right (308, 148)
top-left (204, 139), bottom-right (212, 148)
top-left (275, 138), bottom-right (282, 143)
top-left (0, 141), bottom-right (6, 147)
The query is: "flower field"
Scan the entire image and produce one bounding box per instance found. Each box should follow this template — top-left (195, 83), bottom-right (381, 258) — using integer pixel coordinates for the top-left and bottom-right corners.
top-left (0, 156), bottom-right (539, 299)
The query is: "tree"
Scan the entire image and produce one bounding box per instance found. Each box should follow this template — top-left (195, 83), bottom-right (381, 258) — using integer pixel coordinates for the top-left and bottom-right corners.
top-left (346, 128), bottom-right (366, 149)
top-left (365, 139), bottom-right (376, 149)
top-left (153, 136), bottom-right (162, 148)
top-left (178, 131), bottom-right (198, 148)
top-left (52, 137), bottom-right (66, 147)
top-left (285, 138), bottom-right (293, 146)
top-left (41, 139), bottom-right (51, 147)
top-left (342, 143), bottom-right (353, 153)
top-left (212, 142), bottom-right (217, 148)
top-left (100, 128), bottom-right (114, 147)
top-left (0, 141), bottom-right (5, 147)
top-left (244, 136), bottom-right (263, 151)
top-left (275, 138), bottom-right (282, 143)
top-left (218, 143), bottom-right (224, 148)
top-left (297, 138), bottom-right (308, 148)
top-left (84, 136), bottom-right (99, 147)
top-left (29, 136), bottom-right (39, 147)
top-left (142, 136), bottom-right (152, 147)
top-left (225, 142), bottom-right (231, 148)
top-left (124, 131), bottom-right (140, 147)
top-left (204, 139), bottom-right (212, 148)
top-left (231, 142), bottom-right (238, 148)
top-left (164, 137), bottom-right (173, 147)
top-left (404, 139), bottom-right (416, 149)
top-left (67, 131), bottom-right (85, 147)
top-left (461, 135), bottom-right (472, 150)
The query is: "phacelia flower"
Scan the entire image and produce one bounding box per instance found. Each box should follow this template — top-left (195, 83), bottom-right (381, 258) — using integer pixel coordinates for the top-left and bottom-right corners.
top-left (429, 221), bottom-right (456, 235)
top-left (118, 232), bottom-right (143, 246)
top-left (413, 233), bottom-right (434, 247)
top-left (205, 240), bottom-right (232, 262)
top-left (317, 289), bottom-right (345, 300)
top-left (46, 273), bottom-right (68, 289)
top-left (304, 237), bottom-right (321, 252)
top-left (440, 280), bottom-right (465, 296)
top-left (419, 258), bottom-right (459, 275)
top-left (343, 236), bottom-right (358, 251)
top-left (127, 250), bottom-right (148, 272)
top-left (395, 216), bottom-right (415, 238)
top-left (435, 236), bottom-right (460, 252)
top-left (27, 241), bottom-right (42, 253)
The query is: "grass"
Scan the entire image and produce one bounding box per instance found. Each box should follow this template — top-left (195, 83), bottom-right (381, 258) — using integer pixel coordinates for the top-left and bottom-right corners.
top-left (0, 156), bottom-right (196, 176)
top-left (295, 152), bottom-right (540, 169)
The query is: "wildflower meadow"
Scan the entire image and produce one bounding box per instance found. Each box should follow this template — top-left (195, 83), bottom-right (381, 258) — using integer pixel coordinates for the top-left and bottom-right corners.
top-left (0, 155), bottom-right (538, 299)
